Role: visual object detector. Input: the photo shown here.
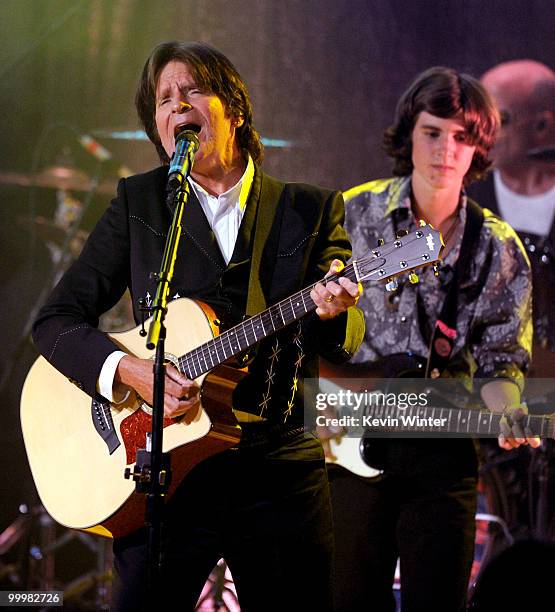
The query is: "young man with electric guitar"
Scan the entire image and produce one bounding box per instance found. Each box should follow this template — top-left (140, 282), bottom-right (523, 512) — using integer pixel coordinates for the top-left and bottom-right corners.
top-left (325, 67), bottom-right (538, 612)
top-left (29, 41), bottom-right (367, 611)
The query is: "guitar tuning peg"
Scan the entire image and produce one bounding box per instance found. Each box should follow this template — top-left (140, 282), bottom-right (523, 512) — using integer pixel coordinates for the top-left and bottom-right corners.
top-left (385, 278), bottom-right (398, 292)
top-left (377, 237), bottom-right (385, 247)
top-left (408, 272), bottom-right (419, 284)
top-left (396, 229), bottom-right (408, 238)
top-left (432, 264), bottom-right (440, 277)
top-left (419, 219), bottom-right (427, 227)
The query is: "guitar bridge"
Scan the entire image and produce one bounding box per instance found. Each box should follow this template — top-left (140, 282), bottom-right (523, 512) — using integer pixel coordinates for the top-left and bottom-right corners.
top-left (91, 399), bottom-right (121, 454)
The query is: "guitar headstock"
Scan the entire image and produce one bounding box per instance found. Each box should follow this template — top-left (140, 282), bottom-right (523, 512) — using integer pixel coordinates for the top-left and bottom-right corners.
top-left (353, 225), bottom-right (443, 284)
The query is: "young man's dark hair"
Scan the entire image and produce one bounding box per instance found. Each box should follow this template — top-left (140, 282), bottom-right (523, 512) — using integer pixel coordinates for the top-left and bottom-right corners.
top-left (136, 40), bottom-right (264, 165)
top-left (384, 66), bottom-right (500, 183)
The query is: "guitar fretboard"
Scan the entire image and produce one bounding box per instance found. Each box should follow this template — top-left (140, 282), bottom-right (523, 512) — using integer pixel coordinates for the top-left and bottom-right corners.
top-left (177, 268), bottom-right (356, 379)
top-left (361, 403), bottom-right (554, 439)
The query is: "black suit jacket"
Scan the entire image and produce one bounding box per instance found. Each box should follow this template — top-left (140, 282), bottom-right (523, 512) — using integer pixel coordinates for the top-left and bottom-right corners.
top-left (469, 173), bottom-right (555, 350)
top-left (33, 165), bottom-right (364, 416)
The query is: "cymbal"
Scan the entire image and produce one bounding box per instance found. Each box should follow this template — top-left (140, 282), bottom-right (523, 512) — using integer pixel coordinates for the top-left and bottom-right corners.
top-left (91, 128), bottom-right (294, 148)
top-left (0, 166), bottom-right (118, 195)
top-left (18, 215), bottom-right (89, 252)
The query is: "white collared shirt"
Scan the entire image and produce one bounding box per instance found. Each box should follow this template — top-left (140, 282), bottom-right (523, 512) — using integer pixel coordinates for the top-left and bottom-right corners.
top-left (188, 155), bottom-right (254, 264)
top-left (494, 170), bottom-right (555, 237)
top-left (98, 156), bottom-right (255, 402)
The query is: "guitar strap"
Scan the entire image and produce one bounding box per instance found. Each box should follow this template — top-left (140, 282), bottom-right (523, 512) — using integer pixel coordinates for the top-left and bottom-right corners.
top-left (424, 198), bottom-right (484, 378)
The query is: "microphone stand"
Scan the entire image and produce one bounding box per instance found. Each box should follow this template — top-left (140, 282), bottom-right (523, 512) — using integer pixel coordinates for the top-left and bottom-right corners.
top-left (130, 132), bottom-right (198, 601)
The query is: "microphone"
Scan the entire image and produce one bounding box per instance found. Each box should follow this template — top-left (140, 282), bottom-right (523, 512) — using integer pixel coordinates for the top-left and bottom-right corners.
top-left (78, 134), bottom-right (133, 177)
top-left (167, 125), bottom-right (201, 190)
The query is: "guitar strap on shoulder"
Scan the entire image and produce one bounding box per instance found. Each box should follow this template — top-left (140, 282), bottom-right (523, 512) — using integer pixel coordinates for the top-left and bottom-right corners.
top-left (425, 198), bottom-right (484, 378)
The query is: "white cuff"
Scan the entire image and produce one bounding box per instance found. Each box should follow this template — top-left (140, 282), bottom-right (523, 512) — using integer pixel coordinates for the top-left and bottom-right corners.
top-left (98, 351), bottom-right (130, 404)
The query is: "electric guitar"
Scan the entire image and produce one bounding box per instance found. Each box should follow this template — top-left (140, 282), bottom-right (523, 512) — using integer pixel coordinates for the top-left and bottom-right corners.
top-left (323, 381), bottom-right (555, 479)
top-left (21, 226), bottom-right (442, 538)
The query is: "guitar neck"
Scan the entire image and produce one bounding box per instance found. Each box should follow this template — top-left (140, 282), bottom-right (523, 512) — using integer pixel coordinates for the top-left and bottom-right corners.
top-left (363, 404), bottom-right (555, 439)
top-left (177, 266), bottom-right (356, 379)
top-left (177, 226), bottom-right (442, 380)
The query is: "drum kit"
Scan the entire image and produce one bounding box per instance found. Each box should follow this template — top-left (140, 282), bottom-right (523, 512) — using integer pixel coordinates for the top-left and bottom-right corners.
top-left (1, 156), bottom-right (135, 332)
top-left (0, 155), bottom-right (130, 609)
top-left (3, 161), bottom-right (115, 259)
top-left (0, 504), bottom-right (238, 611)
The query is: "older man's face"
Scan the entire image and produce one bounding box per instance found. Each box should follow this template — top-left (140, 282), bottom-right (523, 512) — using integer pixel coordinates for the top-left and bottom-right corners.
top-left (155, 60), bottom-right (242, 176)
top-left (482, 61), bottom-right (555, 170)
top-left (482, 78), bottom-right (538, 169)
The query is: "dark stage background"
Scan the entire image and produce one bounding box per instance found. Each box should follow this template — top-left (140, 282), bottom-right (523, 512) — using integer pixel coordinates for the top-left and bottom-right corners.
top-left (0, 0), bottom-right (553, 602)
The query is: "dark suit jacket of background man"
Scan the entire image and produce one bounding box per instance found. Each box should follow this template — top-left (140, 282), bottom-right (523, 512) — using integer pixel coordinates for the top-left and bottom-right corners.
top-left (470, 175), bottom-right (555, 359)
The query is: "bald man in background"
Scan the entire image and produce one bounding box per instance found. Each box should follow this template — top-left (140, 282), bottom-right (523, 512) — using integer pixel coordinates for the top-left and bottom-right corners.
top-left (470, 60), bottom-right (555, 376)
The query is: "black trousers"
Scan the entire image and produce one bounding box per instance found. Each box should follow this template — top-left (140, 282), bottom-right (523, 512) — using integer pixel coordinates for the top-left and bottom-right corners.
top-left (112, 431), bottom-right (334, 612)
top-left (329, 440), bottom-right (478, 612)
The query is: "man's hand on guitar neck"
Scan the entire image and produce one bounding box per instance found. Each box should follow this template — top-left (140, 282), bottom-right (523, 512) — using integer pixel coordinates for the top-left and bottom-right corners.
top-left (115, 355), bottom-right (200, 418)
top-left (311, 259), bottom-right (361, 320)
top-left (481, 379), bottom-right (541, 450)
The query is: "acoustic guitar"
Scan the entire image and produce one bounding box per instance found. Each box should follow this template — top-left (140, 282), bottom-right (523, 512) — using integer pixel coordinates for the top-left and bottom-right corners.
top-left (21, 226), bottom-right (442, 537)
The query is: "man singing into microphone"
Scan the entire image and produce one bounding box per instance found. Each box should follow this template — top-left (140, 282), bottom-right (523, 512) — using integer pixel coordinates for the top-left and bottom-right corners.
top-left (32, 41), bottom-right (363, 611)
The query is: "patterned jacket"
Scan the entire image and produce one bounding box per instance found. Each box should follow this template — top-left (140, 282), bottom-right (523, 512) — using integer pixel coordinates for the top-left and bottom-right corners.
top-left (344, 176), bottom-right (532, 390)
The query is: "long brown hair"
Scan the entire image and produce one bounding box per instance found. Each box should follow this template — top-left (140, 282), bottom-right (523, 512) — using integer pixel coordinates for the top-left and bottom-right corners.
top-left (383, 66), bottom-right (500, 184)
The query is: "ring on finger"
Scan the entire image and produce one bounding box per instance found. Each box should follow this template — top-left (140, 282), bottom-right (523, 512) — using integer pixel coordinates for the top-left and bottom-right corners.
top-left (324, 295), bottom-right (334, 303)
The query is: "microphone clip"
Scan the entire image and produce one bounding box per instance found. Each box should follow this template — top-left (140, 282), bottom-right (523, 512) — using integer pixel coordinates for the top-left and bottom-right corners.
top-left (138, 297), bottom-right (154, 337)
